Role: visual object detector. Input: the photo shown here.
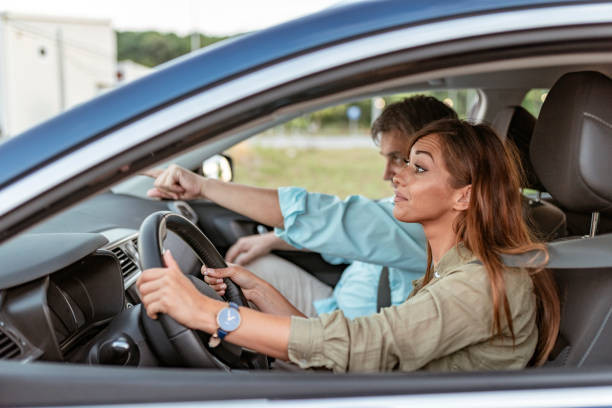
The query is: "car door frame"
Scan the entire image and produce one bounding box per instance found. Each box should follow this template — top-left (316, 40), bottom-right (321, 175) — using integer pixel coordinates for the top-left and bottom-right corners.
top-left (3, 3), bottom-right (612, 406)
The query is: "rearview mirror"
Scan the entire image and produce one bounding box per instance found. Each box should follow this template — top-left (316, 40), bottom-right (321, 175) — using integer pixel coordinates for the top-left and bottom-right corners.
top-left (202, 154), bottom-right (233, 182)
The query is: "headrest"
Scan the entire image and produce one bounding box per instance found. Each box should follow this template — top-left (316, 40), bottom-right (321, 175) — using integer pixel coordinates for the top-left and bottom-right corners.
top-left (493, 106), bottom-right (542, 191)
top-left (531, 71), bottom-right (612, 213)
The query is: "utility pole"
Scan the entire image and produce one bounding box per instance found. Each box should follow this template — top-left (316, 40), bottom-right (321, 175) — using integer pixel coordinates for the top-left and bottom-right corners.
top-left (190, 0), bottom-right (200, 52)
top-left (371, 97), bottom-right (385, 125)
top-left (56, 27), bottom-right (66, 111)
top-left (190, 32), bottom-right (200, 51)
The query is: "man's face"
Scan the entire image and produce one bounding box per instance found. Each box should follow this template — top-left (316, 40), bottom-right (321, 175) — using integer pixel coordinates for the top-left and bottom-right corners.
top-left (378, 129), bottom-right (408, 188)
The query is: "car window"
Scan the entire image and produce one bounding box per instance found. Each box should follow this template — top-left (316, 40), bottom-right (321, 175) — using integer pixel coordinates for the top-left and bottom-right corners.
top-left (227, 89), bottom-right (480, 199)
top-left (521, 88), bottom-right (549, 118)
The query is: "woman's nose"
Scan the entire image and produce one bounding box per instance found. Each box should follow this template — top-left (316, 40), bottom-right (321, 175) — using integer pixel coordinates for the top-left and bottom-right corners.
top-left (392, 165), bottom-right (410, 186)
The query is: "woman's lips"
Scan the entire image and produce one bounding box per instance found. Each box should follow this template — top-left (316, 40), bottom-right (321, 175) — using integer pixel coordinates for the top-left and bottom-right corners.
top-left (394, 192), bottom-right (408, 202)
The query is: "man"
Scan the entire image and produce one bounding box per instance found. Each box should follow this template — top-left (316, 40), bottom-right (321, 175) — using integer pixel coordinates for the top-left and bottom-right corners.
top-left (145, 96), bottom-right (457, 317)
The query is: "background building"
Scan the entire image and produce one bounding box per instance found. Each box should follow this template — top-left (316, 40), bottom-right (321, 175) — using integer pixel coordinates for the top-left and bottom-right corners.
top-left (116, 60), bottom-right (151, 83)
top-left (0, 12), bottom-right (116, 138)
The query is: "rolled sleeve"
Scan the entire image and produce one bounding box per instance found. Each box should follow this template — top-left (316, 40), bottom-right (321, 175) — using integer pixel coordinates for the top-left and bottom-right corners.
top-left (289, 312), bottom-right (352, 372)
top-left (288, 316), bottom-right (326, 368)
top-left (274, 187), bottom-right (309, 249)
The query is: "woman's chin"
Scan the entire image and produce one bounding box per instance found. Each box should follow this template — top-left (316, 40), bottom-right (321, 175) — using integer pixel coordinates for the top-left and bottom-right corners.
top-left (392, 203), bottom-right (411, 222)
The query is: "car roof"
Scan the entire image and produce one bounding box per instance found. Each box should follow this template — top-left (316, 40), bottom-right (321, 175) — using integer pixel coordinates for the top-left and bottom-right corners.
top-left (0, 0), bottom-right (587, 188)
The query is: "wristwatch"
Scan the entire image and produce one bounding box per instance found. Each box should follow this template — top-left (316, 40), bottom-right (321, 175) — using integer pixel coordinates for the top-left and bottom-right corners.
top-left (208, 301), bottom-right (241, 348)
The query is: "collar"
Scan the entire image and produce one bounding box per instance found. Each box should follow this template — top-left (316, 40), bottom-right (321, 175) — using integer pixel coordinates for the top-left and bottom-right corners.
top-left (432, 243), bottom-right (477, 279)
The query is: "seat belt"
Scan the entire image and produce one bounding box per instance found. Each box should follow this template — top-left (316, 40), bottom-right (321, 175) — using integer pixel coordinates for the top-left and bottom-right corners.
top-left (500, 233), bottom-right (612, 269)
top-left (376, 266), bottom-right (391, 312)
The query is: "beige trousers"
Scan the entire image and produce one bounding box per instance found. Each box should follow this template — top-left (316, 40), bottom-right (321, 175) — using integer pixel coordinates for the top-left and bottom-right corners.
top-left (244, 254), bottom-right (333, 317)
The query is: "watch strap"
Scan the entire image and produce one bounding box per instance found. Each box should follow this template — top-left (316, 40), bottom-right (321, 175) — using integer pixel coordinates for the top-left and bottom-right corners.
top-left (217, 328), bottom-right (229, 340)
top-left (208, 302), bottom-right (240, 348)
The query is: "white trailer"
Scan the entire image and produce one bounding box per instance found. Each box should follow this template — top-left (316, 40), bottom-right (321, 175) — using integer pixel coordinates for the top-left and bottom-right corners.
top-left (0, 12), bottom-right (116, 138)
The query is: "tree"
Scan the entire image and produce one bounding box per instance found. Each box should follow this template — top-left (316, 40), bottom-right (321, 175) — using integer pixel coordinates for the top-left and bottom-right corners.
top-left (116, 31), bottom-right (228, 67)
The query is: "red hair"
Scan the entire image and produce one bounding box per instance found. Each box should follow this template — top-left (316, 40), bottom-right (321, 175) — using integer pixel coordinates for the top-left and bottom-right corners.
top-left (411, 119), bottom-right (559, 366)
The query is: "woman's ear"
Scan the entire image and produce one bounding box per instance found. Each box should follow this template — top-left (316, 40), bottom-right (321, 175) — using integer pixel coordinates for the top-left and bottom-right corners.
top-left (453, 185), bottom-right (471, 211)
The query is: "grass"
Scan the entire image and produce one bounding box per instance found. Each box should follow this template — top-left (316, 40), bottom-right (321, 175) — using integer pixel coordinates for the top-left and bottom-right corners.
top-left (227, 144), bottom-right (393, 199)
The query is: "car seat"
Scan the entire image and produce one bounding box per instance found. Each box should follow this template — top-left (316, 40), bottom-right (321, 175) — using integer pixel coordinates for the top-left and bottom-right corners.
top-left (528, 71), bottom-right (612, 366)
top-left (492, 105), bottom-right (567, 240)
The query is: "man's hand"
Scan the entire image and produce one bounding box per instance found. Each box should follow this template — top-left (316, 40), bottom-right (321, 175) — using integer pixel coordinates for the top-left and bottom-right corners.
top-left (225, 232), bottom-right (282, 265)
top-left (142, 164), bottom-right (206, 200)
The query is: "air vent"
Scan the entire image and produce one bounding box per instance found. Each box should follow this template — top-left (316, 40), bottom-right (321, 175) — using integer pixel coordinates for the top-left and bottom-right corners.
top-left (111, 246), bottom-right (139, 279)
top-left (0, 329), bottom-right (22, 360)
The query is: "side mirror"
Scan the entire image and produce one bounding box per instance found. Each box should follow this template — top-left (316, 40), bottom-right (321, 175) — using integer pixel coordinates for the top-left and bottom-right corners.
top-left (202, 154), bottom-right (233, 182)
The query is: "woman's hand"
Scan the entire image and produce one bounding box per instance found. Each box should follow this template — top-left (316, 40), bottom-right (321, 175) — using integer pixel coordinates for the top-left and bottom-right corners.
top-left (142, 164), bottom-right (207, 200)
top-left (137, 250), bottom-right (213, 330)
top-left (203, 263), bottom-right (264, 300)
top-left (203, 263), bottom-right (305, 317)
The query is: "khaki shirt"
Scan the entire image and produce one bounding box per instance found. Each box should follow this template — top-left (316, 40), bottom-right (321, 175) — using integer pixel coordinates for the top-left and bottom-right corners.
top-left (288, 245), bottom-right (537, 373)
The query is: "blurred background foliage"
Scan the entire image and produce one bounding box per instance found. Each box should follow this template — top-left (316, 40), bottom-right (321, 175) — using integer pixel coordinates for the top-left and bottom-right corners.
top-left (228, 146), bottom-right (392, 199)
top-left (521, 89), bottom-right (548, 117)
top-left (272, 89), bottom-right (479, 135)
top-left (117, 31), bottom-right (227, 67)
top-left (228, 89), bottom-right (482, 198)
top-left (117, 31), bottom-right (547, 198)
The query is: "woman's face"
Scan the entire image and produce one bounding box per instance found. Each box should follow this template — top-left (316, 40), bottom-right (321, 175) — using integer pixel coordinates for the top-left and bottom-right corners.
top-left (392, 134), bottom-right (468, 225)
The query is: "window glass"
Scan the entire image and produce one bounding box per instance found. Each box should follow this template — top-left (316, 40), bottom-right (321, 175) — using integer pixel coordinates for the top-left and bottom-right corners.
top-left (522, 89), bottom-right (549, 118)
top-left (228, 90), bottom-right (480, 199)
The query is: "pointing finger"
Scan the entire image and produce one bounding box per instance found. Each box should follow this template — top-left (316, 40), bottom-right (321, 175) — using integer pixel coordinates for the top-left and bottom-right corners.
top-left (141, 168), bottom-right (164, 178)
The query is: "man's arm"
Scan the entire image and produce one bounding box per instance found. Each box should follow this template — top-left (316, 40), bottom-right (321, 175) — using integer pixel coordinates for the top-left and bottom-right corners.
top-left (201, 178), bottom-right (284, 228)
top-left (143, 165), bottom-right (284, 227)
top-left (274, 188), bottom-right (427, 269)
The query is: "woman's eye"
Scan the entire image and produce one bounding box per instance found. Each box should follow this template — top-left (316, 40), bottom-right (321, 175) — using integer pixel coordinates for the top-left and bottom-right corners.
top-left (414, 164), bottom-right (426, 173)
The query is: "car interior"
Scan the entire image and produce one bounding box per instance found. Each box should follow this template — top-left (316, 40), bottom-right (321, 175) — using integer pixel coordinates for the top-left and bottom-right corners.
top-left (3, 24), bottom-right (612, 404)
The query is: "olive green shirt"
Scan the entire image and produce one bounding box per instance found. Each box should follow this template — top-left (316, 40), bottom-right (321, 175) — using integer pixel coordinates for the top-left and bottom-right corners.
top-left (288, 245), bottom-right (537, 373)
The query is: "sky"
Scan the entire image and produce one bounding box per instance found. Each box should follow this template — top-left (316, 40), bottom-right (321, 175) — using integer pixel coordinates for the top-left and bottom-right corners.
top-left (0, 0), bottom-right (341, 36)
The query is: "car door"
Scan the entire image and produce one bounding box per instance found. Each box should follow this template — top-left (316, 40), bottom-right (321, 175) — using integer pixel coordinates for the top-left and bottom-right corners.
top-left (3, 1), bottom-right (612, 407)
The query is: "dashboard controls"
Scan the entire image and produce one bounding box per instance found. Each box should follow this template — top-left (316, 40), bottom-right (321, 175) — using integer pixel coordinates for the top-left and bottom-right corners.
top-left (89, 334), bottom-right (139, 366)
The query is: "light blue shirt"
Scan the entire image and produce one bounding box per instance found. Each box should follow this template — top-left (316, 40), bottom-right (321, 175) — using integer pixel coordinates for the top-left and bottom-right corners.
top-left (274, 187), bottom-right (427, 319)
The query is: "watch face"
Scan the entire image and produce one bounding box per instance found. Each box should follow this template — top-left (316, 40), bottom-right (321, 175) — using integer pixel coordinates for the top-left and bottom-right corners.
top-left (217, 306), bottom-right (241, 332)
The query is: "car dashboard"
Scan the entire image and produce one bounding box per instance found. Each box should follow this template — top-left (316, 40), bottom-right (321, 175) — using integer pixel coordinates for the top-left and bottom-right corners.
top-left (0, 188), bottom-right (346, 369)
top-left (0, 192), bottom-right (202, 367)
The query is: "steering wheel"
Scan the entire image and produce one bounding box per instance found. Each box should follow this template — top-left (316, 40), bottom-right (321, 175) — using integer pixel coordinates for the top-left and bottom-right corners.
top-left (138, 211), bottom-right (268, 370)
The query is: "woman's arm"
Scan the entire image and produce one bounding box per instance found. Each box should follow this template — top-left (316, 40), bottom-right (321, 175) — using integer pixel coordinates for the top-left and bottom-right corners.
top-left (196, 300), bottom-right (292, 360)
top-left (202, 263), bottom-right (306, 317)
top-left (139, 249), bottom-right (529, 373)
top-left (138, 250), bottom-right (292, 359)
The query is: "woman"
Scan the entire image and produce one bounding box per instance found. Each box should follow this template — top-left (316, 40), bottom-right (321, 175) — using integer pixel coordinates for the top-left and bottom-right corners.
top-left (137, 119), bottom-right (560, 372)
